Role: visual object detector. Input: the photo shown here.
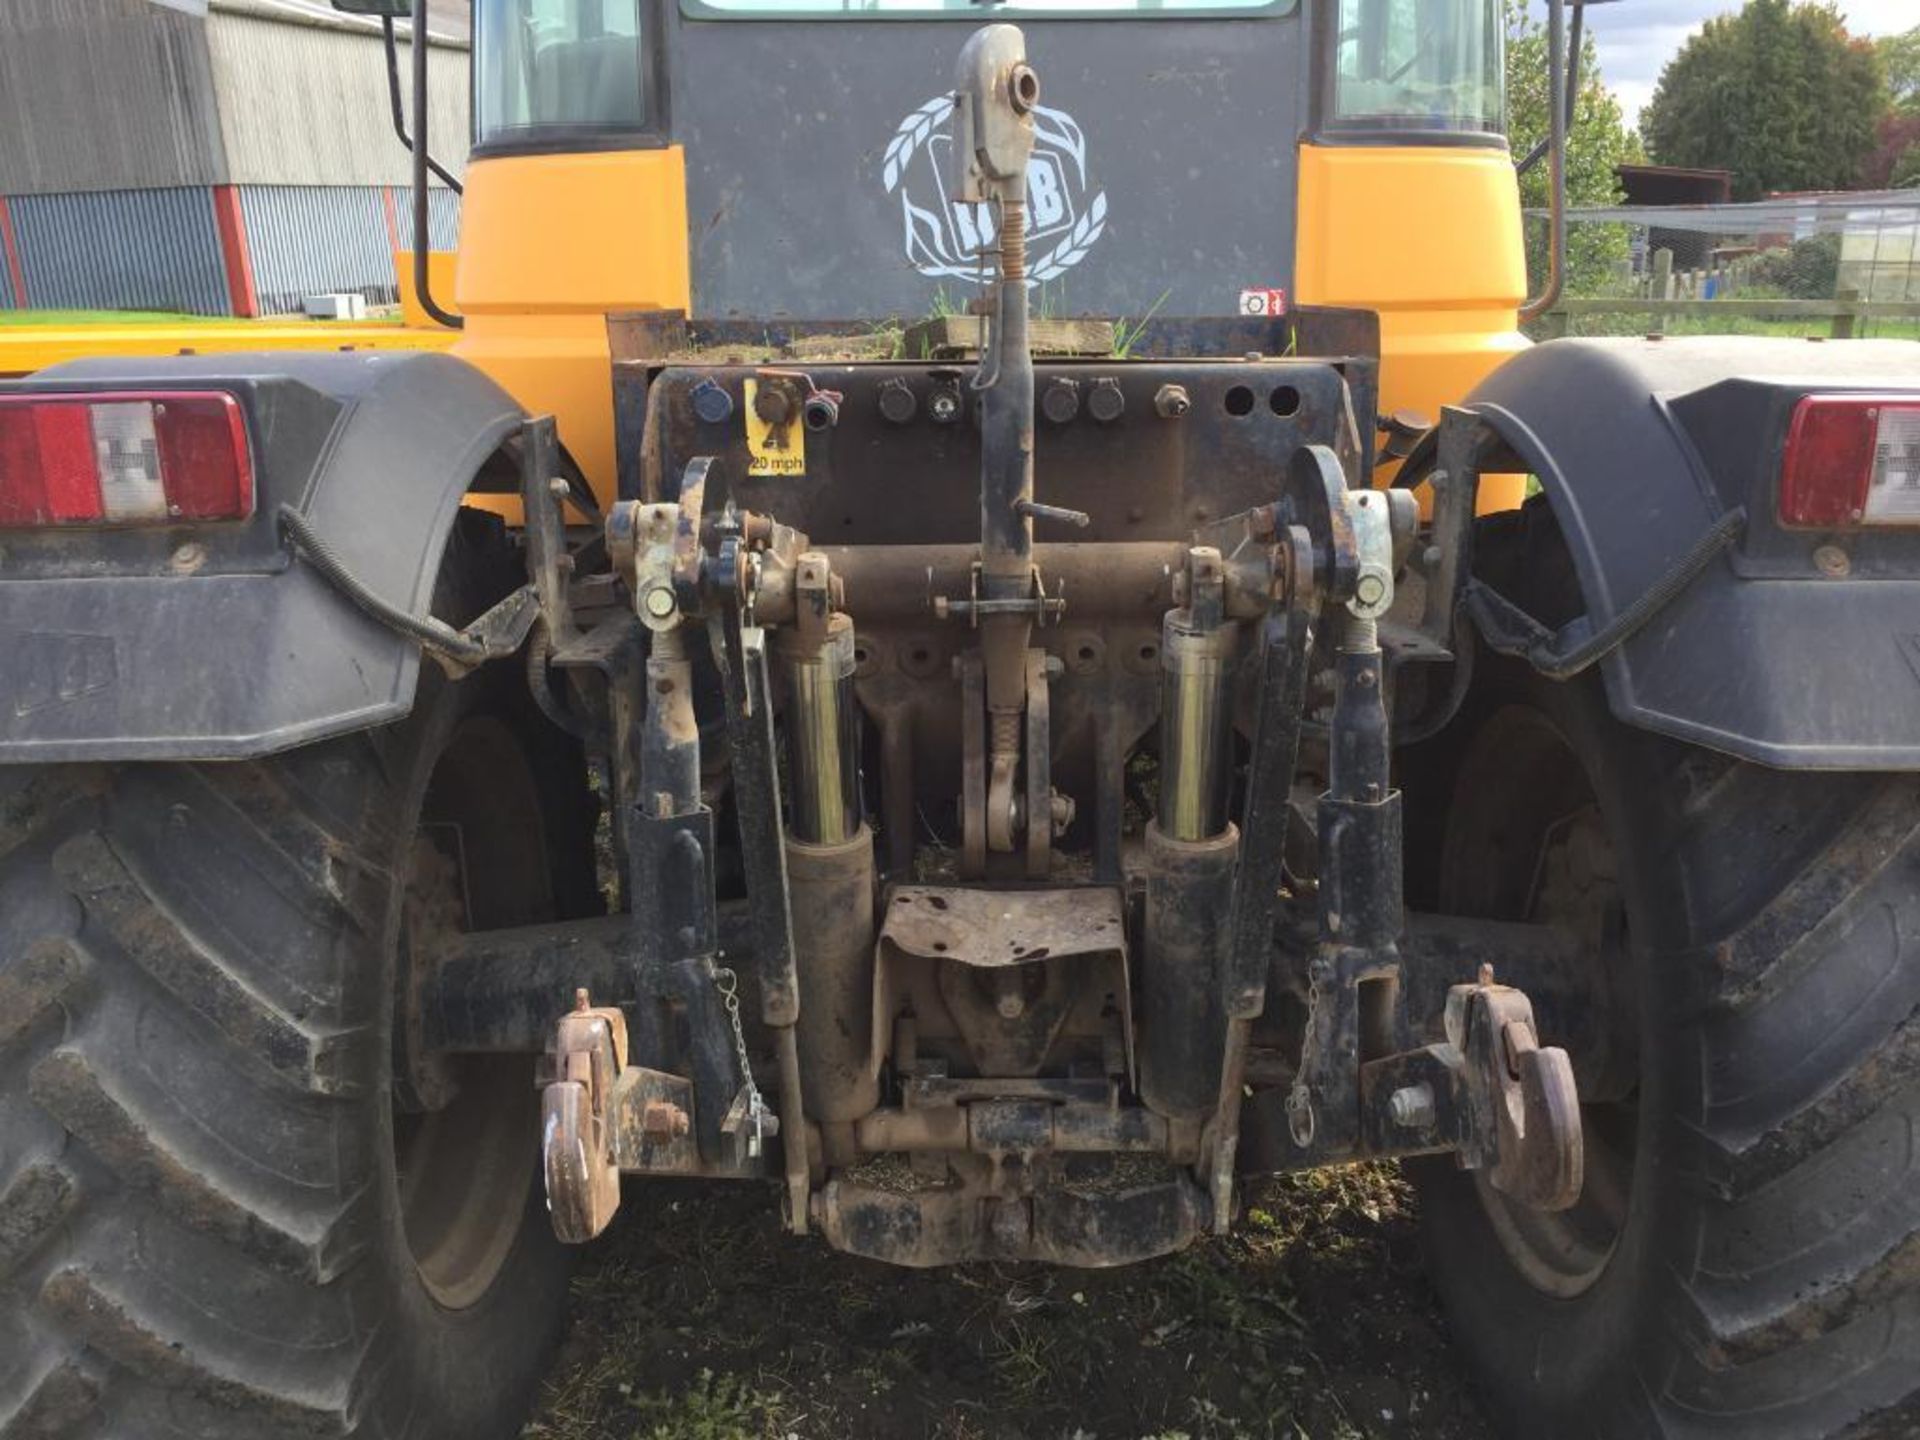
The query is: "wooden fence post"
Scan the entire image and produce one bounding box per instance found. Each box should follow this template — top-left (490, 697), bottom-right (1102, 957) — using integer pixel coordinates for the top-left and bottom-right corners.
top-left (1832, 287), bottom-right (1860, 340)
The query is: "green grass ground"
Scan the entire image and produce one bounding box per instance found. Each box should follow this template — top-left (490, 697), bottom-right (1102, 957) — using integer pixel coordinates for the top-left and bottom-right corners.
top-left (525, 1168), bottom-right (1493, 1440)
top-left (1556, 314), bottom-right (1920, 342)
top-left (0, 308), bottom-right (405, 327)
top-left (0, 308), bottom-right (221, 326)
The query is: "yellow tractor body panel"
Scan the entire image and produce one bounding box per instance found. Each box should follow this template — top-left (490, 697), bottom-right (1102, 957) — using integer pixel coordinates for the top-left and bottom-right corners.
top-left (1295, 142), bottom-right (1531, 509)
top-left (453, 148), bottom-right (692, 512)
top-left (0, 318), bottom-right (453, 380)
top-left (396, 250), bottom-right (463, 328)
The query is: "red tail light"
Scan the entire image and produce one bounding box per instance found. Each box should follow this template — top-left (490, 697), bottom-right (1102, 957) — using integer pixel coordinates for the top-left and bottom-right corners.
top-left (0, 391), bottom-right (254, 528)
top-left (1779, 394), bottom-right (1920, 529)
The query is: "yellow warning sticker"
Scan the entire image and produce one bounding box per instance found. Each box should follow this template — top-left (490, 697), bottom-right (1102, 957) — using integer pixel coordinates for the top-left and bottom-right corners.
top-left (743, 379), bottom-right (806, 479)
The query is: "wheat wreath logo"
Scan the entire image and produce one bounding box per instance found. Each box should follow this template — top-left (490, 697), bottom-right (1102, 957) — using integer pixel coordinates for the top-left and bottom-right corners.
top-left (882, 94), bottom-right (1109, 286)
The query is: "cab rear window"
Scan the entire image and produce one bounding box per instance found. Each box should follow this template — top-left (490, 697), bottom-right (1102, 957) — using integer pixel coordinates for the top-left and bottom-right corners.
top-left (475, 0), bottom-right (650, 146)
top-left (686, 0), bottom-right (1290, 18)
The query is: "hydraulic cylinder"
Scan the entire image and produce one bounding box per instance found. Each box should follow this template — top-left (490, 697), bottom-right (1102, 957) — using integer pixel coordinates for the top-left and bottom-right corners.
top-left (1141, 607), bottom-right (1241, 1121)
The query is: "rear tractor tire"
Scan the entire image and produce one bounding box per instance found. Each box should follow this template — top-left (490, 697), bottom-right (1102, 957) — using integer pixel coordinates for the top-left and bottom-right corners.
top-left (0, 518), bottom-right (596, 1439)
top-left (1409, 498), bottom-right (1920, 1439)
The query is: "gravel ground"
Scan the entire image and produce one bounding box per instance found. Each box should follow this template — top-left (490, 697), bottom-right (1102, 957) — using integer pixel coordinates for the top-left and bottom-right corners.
top-left (523, 1166), bottom-right (1497, 1440)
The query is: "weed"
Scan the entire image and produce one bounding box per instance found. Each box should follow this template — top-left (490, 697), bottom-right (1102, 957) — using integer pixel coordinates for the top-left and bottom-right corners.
top-left (1113, 289), bottom-right (1174, 359)
top-left (621, 1369), bottom-right (788, 1440)
top-left (527, 1170), bottom-right (1490, 1440)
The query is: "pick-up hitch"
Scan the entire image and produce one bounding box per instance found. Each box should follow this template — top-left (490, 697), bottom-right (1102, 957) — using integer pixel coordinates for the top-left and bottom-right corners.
top-left (511, 21), bottom-right (1585, 1267)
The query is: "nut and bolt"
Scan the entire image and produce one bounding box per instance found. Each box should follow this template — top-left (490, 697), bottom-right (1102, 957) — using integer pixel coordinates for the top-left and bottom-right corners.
top-left (1154, 384), bottom-right (1191, 419)
top-left (1388, 1082), bottom-right (1436, 1131)
top-left (640, 1099), bottom-right (691, 1141)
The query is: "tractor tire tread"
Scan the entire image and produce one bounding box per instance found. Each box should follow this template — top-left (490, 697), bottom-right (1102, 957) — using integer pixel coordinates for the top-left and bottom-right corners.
top-left (1, 757), bottom-right (383, 1438)
top-left (1423, 496), bottom-right (1920, 1440)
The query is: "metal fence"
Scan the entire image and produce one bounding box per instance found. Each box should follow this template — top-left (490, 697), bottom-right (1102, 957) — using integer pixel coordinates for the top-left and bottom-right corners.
top-left (239, 184), bottom-right (461, 314)
top-left (1, 183), bottom-right (462, 317)
top-left (1539, 190), bottom-right (1920, 342)
top-left (6, 187), bottom-right (231, 315)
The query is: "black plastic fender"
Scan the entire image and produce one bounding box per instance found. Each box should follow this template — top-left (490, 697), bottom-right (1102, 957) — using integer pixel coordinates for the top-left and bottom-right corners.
top-left (1465, 336), bottom-right (1920, 769)
top-left (0, 350), bottom-right (523, 761)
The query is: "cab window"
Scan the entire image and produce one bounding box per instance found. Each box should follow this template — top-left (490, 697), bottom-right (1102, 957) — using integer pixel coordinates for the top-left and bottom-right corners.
top-left (690, 0), bottom-right (1284, 17)
top-left (475, 0), bottom-right (650, 148)
top-left (1330, 0), bottom-right (1503, 136)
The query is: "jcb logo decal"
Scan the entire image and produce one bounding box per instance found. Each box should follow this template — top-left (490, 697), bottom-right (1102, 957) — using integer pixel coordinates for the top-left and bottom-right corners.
top-left (881, 94), bottom-right (1109, 287)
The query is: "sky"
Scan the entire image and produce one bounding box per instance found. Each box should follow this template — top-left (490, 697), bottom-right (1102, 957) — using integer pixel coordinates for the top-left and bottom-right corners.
top-left (1584, 0), bottom-right (1917, 128)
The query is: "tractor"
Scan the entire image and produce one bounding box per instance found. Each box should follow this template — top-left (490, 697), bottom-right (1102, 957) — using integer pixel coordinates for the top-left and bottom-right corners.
top-left (3, 1), bottom-right (1919, 1437)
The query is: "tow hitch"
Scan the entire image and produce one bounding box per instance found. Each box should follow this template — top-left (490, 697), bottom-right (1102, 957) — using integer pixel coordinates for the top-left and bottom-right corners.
top-left (525, 21), bottom-right (1583, 1264)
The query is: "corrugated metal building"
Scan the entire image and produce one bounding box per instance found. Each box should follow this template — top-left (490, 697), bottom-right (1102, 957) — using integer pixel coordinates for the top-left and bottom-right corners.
top-left (0, 0), bottom-right (469, 315)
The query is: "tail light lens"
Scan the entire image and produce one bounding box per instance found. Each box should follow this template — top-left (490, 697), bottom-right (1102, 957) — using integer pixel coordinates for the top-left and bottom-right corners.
top-left (1779, 394), bottom-right (1920, 529)
top-left (0, 391), bottom-right (254, 528)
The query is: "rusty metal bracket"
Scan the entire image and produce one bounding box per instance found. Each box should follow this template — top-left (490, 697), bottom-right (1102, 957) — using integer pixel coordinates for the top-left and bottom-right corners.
top-left (608, 1066), bottom-right (699, 1174)
top-left (933, 562), bottom-right (1067, 627)
top-left (877, 883), bottom-right (1133, 1083)
top-left (813, 1174), bottom-right (1207, 1268)
top-left (670, 456), bottom-right (711, 615)
top-left (540, 989), bottom-right (629, 1244)
top-left (1024, 648), bottom-right (1053, 879)
top-left (521, 414), bottom-right (576, 648)
top-left (1349, 975), bottom-right (1583, 1213)
top-left (1450, 978), bottom-right (1583, 1211)
top-left (1205, 588), bottom-right (1315, 1230)
top-left (959, 651), bottom-right (988, 877)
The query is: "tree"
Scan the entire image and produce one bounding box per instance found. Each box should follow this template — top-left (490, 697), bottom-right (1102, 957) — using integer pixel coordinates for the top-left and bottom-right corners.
top-left (1865, 112), bottom-right (1920, 187)
top-left (1878, 26), bottom-right (1920, 114)
top-left (1642, 0), bottom-right (1887, 200)
top-left (1507, 0), bottom-right (1641, 296)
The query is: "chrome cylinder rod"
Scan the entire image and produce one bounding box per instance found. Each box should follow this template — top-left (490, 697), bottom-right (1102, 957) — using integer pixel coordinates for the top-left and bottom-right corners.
top-left (776, 614), bottom-right (861, 846)
top-left (1157, 611), bottom-right (1239, 843)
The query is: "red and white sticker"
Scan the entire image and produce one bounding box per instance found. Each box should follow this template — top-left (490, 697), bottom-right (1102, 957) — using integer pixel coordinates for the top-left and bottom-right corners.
top-left (1239, 287), bottom-right (1288, 318)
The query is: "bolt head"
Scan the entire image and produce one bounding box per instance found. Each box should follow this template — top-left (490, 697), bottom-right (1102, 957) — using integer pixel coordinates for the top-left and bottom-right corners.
top-left (640, 1099), bottom-right (690, 1141)
top-left (642, 586), bottom-right (677, 619)
top-left (1354, 572), bottom-right (1388, 608)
